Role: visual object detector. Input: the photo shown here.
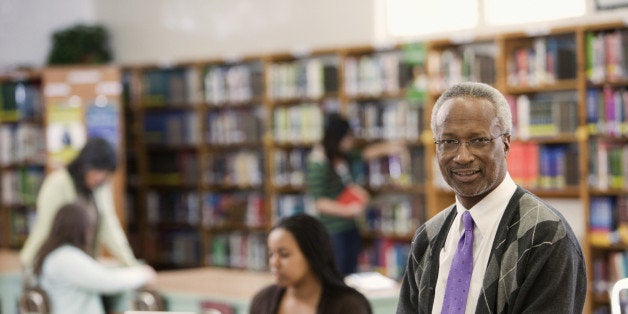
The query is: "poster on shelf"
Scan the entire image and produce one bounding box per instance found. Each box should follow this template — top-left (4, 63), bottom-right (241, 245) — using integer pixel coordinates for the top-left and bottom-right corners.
top-left (86, 95), bottom-right (120, 150)
top-left (46, 99), bottom-right (86, 169)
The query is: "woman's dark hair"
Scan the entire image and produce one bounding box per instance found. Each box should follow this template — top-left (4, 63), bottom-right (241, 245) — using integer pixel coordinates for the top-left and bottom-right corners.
top-left (272, 213), bottom-right (353, 293)
top-left (322, 113), bottom-right (351, 164)
top-left (67, 137), bottom-right (117, 197)
top-left (33, 202), bottom-right (94, 276)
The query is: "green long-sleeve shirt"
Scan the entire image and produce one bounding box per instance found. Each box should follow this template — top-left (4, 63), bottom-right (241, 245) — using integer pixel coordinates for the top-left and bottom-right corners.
top-left (304, 145), bottom-right (365, 233)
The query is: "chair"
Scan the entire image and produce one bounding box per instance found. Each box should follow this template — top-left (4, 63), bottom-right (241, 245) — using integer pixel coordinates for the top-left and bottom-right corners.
top-left (18, 285), bottom-right (50, 314)
top-left (133, 288), bottom-right (166, 311)
top-left (611, 277), bottom-right (628, 314)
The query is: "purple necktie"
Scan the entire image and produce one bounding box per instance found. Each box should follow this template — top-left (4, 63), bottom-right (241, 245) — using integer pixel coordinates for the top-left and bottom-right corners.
top-left (442, 211), bottom-right (475, 314)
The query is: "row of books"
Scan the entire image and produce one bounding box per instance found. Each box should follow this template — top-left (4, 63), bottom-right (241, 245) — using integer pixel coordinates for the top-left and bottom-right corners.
top-left (507, 142), bottom-right (579, 190)
top-left (589, 140), bottom-right (628, 190)
top-left (272, 194), bottom-right (316, 220)
top-left (142, 68), bottom-right (198, 106)
top-left (589, 196), bottom-right (628, 245)
top-left (205, 151), bottom-right (263, 187)
top-left (206, 108), bottom-right (263, 144)
top-left (203, 63), bottom-right (264, 104)
top-left (0, 81), bottom-right (42, 122)
top-left (1, 167), bottom-right (44, 204)
top-left (0, 124), bottom-right (45, 165)
top-left (506, 34), bottom-right (577, 87)
top-left (147, 151), bottom-right (199, 185)
top-left (206, 232), bottom-right (267, 271)
top-left (586, 86), bottom-right (628, 136)
top-left (273, 148), bottom-right (310, 188)
top-left (273, 103), bottom-right (323, 143)
top-left (201, 192), bottom-right (265, 228)
top-left (587, 28), bottom-right (628, 83)
top-left (591, 251), bottom-right (628, 296)
top-left (143, 111), bottom-right (200, 145)
top-left (347, 99), bottom-right (423, 141)
top-left (362, 194), bottom-right (424, 237)
top-left (358, 239), bottom-right (411, 280)
top-left (145, 190), bottom-right (200, 225)
top-left (510, 91), bottom-right (579, 139)
top-left (367, 154), bottom-right (415, 188)
top-left (145, 230), bottom-right (200, 267)
top-left (8, 208), bottom-right (35, 247)
top-left (343, 51), bottom-right (414, 97)
top-left (427, 43), bottom-right (496, 93)
top-left (267, 57), bottom-right (339, 100)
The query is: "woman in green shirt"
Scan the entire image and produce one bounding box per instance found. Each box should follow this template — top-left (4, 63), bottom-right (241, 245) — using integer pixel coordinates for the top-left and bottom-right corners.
top-left (305, 113), bottom-right (406, 276)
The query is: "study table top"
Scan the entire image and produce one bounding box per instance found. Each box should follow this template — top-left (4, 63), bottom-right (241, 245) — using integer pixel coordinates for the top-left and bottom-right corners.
top-left (0, 249), bottom-right (21, 273)
top-left (155, 267), bottom-right (275, 300)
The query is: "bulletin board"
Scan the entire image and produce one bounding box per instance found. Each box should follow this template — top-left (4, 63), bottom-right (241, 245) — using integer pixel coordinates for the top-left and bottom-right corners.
top-left (42, 65), bottom-right (126, 228)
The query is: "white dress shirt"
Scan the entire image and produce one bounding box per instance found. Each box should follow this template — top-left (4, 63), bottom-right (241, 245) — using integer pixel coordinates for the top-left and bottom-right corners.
top-left (432, 173), bottom-right (517, 314)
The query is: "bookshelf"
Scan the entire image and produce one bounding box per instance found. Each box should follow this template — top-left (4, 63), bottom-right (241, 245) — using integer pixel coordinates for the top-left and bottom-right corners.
top-left (580, 22), bottom-right (628, 314)
top-left (338, 44), bottom-right (428, 278)
top-left (0, 70), bottom-right (45, 249)
top-left (124, 64), bottom-right (203, 269)
top-left (200, 58), bottom-right (267, 271)
top-left (265, 50), bottom-right (339, 222)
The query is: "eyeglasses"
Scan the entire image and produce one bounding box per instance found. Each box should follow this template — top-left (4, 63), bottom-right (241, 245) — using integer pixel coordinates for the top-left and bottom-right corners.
top-left (434, 132), bottom-right (508, 153)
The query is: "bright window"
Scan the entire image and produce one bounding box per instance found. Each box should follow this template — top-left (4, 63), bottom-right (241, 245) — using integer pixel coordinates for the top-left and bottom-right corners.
top-left (484, 0), bottom-right (585, 25)
top-left (385, 0), bottom-right (479, 37)
top-left (385, 0), bottom-right (587, 38)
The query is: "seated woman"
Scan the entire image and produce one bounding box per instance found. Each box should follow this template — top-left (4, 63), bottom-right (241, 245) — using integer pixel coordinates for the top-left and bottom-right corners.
top-left (32, 202), bottom-right (156, 314)
top-left (250, 213), bottom-right (372, 314)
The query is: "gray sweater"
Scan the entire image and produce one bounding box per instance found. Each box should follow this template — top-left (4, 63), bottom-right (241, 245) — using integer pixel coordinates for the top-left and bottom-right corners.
top-left (397, 187), bottom-right (587, 314)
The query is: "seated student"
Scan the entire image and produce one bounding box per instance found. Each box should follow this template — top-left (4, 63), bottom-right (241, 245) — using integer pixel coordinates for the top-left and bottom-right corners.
top-left (250, 213), bottom-right (372, 314)
top-left (32, 202), bottom-right (156, 314)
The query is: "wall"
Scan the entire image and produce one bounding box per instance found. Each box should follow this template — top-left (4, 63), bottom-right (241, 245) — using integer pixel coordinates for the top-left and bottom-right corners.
top-left (3, 0), bottom-right (628, 69)
top-left (0, 0), bottom-right (95, 71)
top-left (93, 0), bottom-right (376, 66)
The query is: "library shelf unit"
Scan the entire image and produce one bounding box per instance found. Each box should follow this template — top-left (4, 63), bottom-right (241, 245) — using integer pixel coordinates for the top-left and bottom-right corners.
top-left (581, 21), bottom-right (628, 314)
top-left (0, 70), bottom-right (45, 250)
top-left (338, 44), bottom-right (429, 278)
top-left (119, 20), bottom-right (627, 314)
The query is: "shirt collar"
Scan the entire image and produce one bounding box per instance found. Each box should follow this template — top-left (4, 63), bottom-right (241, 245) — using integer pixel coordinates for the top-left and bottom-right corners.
top-left (455, 172), bottom-right (517, 237)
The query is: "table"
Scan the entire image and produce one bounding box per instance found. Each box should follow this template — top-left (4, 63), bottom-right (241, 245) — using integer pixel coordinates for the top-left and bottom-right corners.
top-left (0, 249), bottom-right (399, 314)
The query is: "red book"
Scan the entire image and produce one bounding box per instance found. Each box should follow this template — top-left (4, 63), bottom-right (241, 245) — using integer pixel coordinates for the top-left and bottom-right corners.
top-left (337, 185), bottom-right (367, 206)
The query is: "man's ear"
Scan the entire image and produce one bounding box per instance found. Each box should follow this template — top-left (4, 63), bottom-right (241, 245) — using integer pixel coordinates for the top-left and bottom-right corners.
top-left (503, 134), bottom-right (511, 156)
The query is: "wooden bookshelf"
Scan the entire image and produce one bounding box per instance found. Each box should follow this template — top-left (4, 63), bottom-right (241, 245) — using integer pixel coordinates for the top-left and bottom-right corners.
top-left (0, 70), bottom-right (45, 249)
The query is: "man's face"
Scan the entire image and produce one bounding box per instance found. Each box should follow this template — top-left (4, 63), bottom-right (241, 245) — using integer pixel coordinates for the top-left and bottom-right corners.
top-left (433, 96), bottom-right (510, 209)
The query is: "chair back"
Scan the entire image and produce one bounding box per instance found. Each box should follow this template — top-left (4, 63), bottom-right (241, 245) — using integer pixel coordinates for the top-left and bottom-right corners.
top-left (134, 288), bottom-right (166, 311)
top-left (611, 277), bottom-right (628, 314)
top-left (18, 286), bottom-right (50, 314)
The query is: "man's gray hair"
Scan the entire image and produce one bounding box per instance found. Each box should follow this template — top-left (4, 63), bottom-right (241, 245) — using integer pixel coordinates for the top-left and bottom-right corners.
top-left (430, 82), bottom-right (513, 134)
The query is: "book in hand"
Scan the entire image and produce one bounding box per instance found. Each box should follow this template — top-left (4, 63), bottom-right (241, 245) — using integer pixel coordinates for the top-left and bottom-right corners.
top-left (337, 185), bottom-right (368, 206)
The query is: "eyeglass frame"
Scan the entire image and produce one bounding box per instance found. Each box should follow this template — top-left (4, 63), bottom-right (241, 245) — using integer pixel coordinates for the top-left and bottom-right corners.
top-left (433, 132), bottom-right (509, 153)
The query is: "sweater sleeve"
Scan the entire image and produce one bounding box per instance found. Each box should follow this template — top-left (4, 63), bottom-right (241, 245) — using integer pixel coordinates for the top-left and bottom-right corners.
top-left (509, 234), bottom-right (587, 313)
top-left (396, 228), bottom-right (425, 314)
top-left (43, 246), bottom-right (151, 294)
top-left (20, 170), bottom-right (75, 268)
top-left (95, 182), bottom-right (139, 266)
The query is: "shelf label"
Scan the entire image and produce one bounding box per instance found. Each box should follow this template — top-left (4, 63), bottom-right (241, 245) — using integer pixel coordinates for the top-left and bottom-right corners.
top-left (68, 70), bottom-right (102, 84)
top-left (524, 26), bottom-right (551, 37)
top-left (449, 33), bottom-right (475, 44)
top-left (96, 81), bottom-right (122, 96)
top-left (44, 83), bottom-right (71, 97)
